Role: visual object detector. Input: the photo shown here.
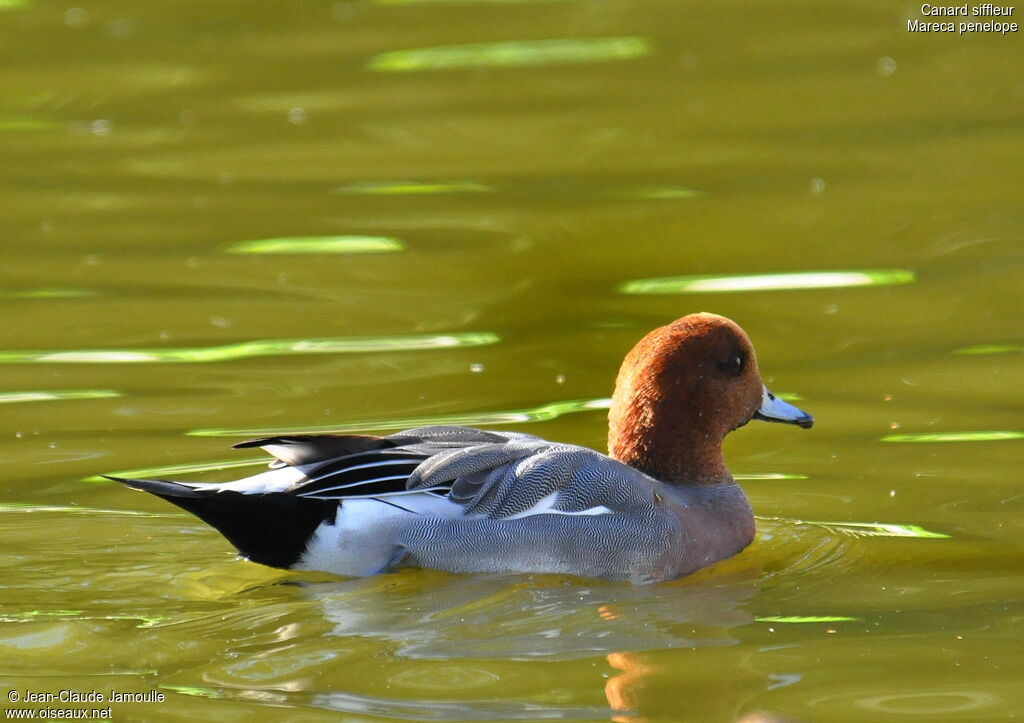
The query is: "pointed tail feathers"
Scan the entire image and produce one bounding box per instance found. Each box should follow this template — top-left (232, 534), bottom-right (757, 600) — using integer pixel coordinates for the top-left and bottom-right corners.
top-left (106, 475), bottom-right (336, 569)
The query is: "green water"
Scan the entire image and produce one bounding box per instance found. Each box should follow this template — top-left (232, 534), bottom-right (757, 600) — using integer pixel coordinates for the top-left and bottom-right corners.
top-left (2, 0), bottom-right (1022, 720)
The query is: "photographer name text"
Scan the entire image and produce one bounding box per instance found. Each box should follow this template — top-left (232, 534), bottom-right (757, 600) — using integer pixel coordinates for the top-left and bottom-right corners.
top-left (9, 690), bottom-right (164, 704)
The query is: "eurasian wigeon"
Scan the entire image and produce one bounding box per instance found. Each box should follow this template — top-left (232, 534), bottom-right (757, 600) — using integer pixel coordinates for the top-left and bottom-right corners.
top-left (109, 313), bottom-right (812, 584)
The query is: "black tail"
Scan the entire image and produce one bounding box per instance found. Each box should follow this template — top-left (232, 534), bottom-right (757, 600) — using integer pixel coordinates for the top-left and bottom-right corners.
top-left (106, 476), bottom-right (337, 569)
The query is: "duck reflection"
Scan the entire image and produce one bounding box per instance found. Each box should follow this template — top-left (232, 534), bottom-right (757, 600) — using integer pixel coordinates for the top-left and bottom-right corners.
top-left (297, 557), bottom-right (772, 721)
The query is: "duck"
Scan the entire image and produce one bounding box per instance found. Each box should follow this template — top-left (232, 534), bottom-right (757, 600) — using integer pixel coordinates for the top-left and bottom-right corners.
top-left (108, 313), bottom-right (812, 584)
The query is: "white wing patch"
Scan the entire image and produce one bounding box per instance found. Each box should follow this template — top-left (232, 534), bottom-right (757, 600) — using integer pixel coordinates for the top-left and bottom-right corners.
top-left (504, 492), bottom-right (612, 520)
top-left (191, 465), bottom-right (308, 494)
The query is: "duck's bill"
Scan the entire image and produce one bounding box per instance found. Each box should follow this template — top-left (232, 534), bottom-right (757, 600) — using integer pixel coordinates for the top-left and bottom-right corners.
top-left (753, 386), bottom-right (814, 429)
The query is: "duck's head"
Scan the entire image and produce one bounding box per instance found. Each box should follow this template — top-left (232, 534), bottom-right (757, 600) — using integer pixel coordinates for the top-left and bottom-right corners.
top-left (608, 313), bottom-right (812, 485)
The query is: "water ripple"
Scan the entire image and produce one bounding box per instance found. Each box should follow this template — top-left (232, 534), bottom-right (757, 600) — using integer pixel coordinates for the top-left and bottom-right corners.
top-left (0, 332), bottom-right (499, 364)
top-left (0, 389), bottom-right (121, 404)
top-left (188, 397), bottom-right (611, 437)
top-left (880, 431), bottom-right (1023, 443)
top-left (225, 235), bottom-right (405, 254)
top-left (369, 36), bottom-right (653, 72)
top-left (620, 269), bottom-right (916, 295)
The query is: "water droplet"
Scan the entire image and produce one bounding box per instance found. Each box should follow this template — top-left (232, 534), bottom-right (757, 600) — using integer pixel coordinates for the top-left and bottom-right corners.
top-left (90, 119), bottom-right (112, 137)
top-left (877, 56), bottom-right (897, 77)
top-left (469, 363), bottom-right (484, 373)
top-left (810, 177), bottom-right (826, 195)
top-left (288, 107), bottom-right (308, 125)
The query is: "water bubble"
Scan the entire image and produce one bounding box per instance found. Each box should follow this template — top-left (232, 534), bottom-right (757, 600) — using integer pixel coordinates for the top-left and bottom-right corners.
top-left (876, 56), bottom-right (897, 77)
top-left (288, 107), bottom-right (308, 125)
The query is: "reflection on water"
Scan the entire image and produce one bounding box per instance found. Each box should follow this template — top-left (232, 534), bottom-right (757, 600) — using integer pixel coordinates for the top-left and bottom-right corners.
top-left (620, 270), bottom-right (916, 295)
top-left (368, 36), bottom-right (653, 72)
top-left (0, 115), bottom-right (56, 131)
top-left (308, 692), bottom-right (609, 721)
top-left (225, 235), bottom-right (405, 255)
top-left (332, 180), bottom-right (493, 196)
top-left (0, 503), bottom-right (175, 517)
top-left (955, 343), bottom-right (1023, 355)
top-left (762, 517), bottom-right (949, 540)
top-left (0, 332), bottom-right (499, 364)
top-left (371, 0), bottom-right (576, 5)
top-left (331, 176), bottom-right (704, 201)
top-left (313, 572), bottom-right (755, 660)
top-left (0, 498), bottom-right (993, 719)
top-left (188, 396), bottom-right (612, 437)
top-left (83, 457), bottom-right (262, 483)
top-left (299, 570), bottom-right (761, 719)
top-left (0, 389), bottom-right (121, 404)
top-left (880, 431), bottom-right (1023, 443)
top-left (754, 615), bottom-right (857, 624)
top-left (0, 287), bottom-right (97, 299)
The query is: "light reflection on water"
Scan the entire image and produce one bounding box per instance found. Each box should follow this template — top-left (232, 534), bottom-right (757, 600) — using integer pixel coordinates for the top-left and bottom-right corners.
top-left (0, 332), bottom-right (499, 364)
top-left (0, 389), bottom-right (121, 404)
top-left (368, 36), bottom-right (654, 72)
top-left (225, 235), bottom-right (406, 255)
top-left (619, 270), bottom-right (917, 295)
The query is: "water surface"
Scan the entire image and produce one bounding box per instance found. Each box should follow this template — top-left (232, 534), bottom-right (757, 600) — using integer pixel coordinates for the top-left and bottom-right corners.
top-left (2, 0), bottom-right (1022, 720)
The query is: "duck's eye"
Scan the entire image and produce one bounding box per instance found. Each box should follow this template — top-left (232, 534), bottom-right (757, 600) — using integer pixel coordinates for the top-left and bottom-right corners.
top-left (719, 354), bottom-right (744, 376)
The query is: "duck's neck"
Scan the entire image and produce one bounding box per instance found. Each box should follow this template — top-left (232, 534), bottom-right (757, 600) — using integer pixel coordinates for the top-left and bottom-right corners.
top-left (608, 385), bottom-right (731, 486)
